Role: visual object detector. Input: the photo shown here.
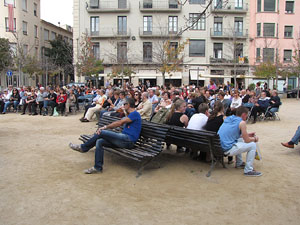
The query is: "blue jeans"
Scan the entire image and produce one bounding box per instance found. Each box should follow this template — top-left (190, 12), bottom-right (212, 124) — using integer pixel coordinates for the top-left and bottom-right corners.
top-left (3, 101), bottom-right (19, 112)
top-left (269, 107), bottom-right (278, 116)
top-left (225, 138), bottom-right (257, 173)
top-left (291, 126), bottom-right (300, 145)
top-left (80, 130), bottom-right (135, 170)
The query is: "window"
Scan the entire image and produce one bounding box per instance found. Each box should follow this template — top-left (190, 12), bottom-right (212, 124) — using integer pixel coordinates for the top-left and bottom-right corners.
top-left (257, 23), bottom-right (261, 36)
top-left (143, 16), bottom-right (152, 33)
top-left (263, 48), bottom-right (274, 62)
top-left (23, 44), bottom-right (28, 55)
top-left (118, 16), bottom-right (127, 35)
top-left (284, 50), bottom-right (292, 62)
top-left (34, 3), bottom-right (37, 16)
top-left (168, 16), bottom-right (178, 34)
top-left (189, 13), bottom-right (205, 30)
top-left (169, 0), bottom-right (178, 8)
top-left (44, 29), bottom-right (49, 41)
top-left (214, 17), bottom-right (223, 36)
top-left (189, 40), bottom-right (205, 57)
top-left (285, 1), bottom-right (294, 13)
top-left (143, 42), bottom-right (152, 62)
top-left (189, 0), bottom-right (206, 4)
top-left (34, 25), bottom-right (38, 38)
top-left (256, 48), bottom-right (261, 62)
top-left (257, 0), bottom-right (261, 12)
top-left (143, 0), bottom-right (152, 8)
top-left (213, 43), bottom-right (223, 59)
top-left (92, 42), bottom-right (100, 59)
top-left (263, 23), bottom-right (275, 37)
top-left (284, 26), bottom-right (293, 38)
top-left (170, 42), bottom-right (178, 58)
top-left (214, 0), bottom-right (223, 9)
top-left (118, 0), bottom-right (127, 9)
top-left (264, 0), bottom-right (276, 12)
top-left (90, 0), bottom-right (99, 8)
top-left (51, 32), bottom-right (56, 40)
top-left (235, 0), bottom-right (243, 9)
top-left (22, 0), bottom-right (27, 11)
top-left (5, 17), bottom-right (16, 32)
top-left (4, 0), bottom-right (15, 7)
top-left (117, 42), bottom-right (127, 62)
top-left (90, 16), bottom-right (99, 35)
top-left (234, 17), bottom-right (243, 36)
top-left (64, 36), bottom-right (68, 43)
top-left (22, 21), bottom-right (28, 35)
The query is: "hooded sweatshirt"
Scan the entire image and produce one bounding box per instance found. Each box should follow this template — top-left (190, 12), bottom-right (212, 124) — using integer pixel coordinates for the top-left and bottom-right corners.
top-left (218, 115), bottom-right (242, 151)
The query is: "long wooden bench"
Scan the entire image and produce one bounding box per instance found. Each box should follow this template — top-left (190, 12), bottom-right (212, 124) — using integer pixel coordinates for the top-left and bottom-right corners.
top-left (79, 116), bottom-right (169, 177)
top-left (164, 126), bottom-right (225, 177)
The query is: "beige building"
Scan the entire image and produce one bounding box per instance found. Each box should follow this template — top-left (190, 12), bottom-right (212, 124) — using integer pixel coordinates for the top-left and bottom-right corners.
top-left (74, 0), bottom-right (251, 88)
top-left (0, 0), bottom-right (73, 89)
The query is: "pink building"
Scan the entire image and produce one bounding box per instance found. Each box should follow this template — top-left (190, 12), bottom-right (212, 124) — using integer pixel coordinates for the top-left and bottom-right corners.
top-left (249, 0), bottom-right (300, 90)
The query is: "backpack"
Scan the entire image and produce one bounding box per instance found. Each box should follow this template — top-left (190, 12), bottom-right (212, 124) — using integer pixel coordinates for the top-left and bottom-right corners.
top-left (151, 108), bottom-right (170, 124)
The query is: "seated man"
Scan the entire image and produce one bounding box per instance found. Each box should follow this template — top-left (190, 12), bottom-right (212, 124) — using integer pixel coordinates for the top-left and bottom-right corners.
top-left (281, 126), bottom-right (300, 149)
top-left (101, 91), bottom-right (126, 118)
top-left (137, 92), bottom-right (152, 120)
top-left (187, 103), bottom-right (209, 131)
top-left (268, 90), bottom-right (281, 117)
top-left (81, 90), bottom-right (107, 122)
top-left (69, 98), bottom-right (142, 174)
top-left (250, 91), bottom-right (269, 123)
top-left (218, 106), bottom-right (262, 177)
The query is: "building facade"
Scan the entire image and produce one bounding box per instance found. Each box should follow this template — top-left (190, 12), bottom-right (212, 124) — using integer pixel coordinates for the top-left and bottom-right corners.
top-left (0, 0), bottom-right (73, 89)
top-left (73, 0), bottom-right (251, 88)
top-left (249, 0), bottom-right (300, 91)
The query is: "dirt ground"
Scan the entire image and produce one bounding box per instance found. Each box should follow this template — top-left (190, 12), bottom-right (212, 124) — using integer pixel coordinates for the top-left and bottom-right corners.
top-left (0, 99), bottom-right (300, 225)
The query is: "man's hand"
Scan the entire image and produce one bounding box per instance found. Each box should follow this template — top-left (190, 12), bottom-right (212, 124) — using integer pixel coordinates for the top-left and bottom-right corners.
top-left (248, 132), bottom-right (256, 137)
top-left (96, 126), bottom-right (106, 135)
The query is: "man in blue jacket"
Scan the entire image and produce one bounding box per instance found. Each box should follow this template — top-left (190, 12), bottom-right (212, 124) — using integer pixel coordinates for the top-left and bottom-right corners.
top-left (218, 106), bottom-right (262, 177)
top-left (250, 91), bottom-right (269, 123)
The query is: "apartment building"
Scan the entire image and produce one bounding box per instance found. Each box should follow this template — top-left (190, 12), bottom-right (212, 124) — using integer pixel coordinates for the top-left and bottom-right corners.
top-left (73, 0), bottom-right (250, 87)
top-left (0, 0), bottom-right (73, 89)
top-left (249, 0), bottom-right (300, 91)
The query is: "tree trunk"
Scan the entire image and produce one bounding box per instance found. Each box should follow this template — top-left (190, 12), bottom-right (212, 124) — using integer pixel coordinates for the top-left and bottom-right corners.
top-left (162, 72), bottom-right (165, 86)
top-left (297, 75), bottom-right (300, 100)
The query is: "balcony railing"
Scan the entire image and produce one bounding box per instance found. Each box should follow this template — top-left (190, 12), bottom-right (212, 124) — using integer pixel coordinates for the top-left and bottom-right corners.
top-left (211, 0), bottom-right (248, 13)
top-left (90, 28), bottom-right (131, 39)
top-left (87, 0), bottom-right (130, 12)
top-left (210, 28), bottom-right (248, 39)
top-left (210, 56), bottom-right (249, 64)
top-left (139, 27), bottom-right (181, 38)
top-left (139, 1), bottom-right (182, 12)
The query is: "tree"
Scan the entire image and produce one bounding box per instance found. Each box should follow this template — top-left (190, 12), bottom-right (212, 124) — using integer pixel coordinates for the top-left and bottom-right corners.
top-left (254, 61), bottom-right (277, 84)
top-left (76, 33), bottom-right (104, 87)
top-left (153, 40), bottom-right (187, 86)
top-left (22, 55), bottom-right (42, 78)
top-left (47, 37), bottom-right (73, 86)
top-left (0, 38), bottom-right (13, 73)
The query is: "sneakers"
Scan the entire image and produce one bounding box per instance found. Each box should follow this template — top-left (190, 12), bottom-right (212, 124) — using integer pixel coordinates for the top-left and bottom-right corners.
top-left (84, 167), bottom-right (102, 174)
top-left (69, 143), bottom-right (84, 153)
top-left (244, 171), bottom-right (262, 177)
top-left (235, 162), bottom-right (246, 169)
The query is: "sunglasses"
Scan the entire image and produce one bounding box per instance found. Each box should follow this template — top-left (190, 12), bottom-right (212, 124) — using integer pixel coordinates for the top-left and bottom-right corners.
top-left (124, 103), bottom-right (128, 106)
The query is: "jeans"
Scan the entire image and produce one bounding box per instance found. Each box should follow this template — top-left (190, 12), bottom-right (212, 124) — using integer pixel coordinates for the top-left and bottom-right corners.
top-left (225, 138), bottom-right (257, 173)
top-left (291, 126), bottom-right (300, 145)
top-left (80, 130), bottom-right (134, 170)
top-left (243, 103), bottom-right (254, 109)
top-left (3, 101), bottom-right (19, 112)
top-left (269, 107), bottom-right (278, 116)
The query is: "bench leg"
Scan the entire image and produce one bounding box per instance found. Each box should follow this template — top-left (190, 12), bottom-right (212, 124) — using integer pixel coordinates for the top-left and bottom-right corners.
top-left (136, 158), bottom-right (153, 178)
top-left (206, 159), bottom-right (217, 177)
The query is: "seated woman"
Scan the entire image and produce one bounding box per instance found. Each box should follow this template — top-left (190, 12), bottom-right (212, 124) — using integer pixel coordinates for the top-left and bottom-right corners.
top-left (3, 88), bottom-right (20, 113)
top-left (65, 89), bottom-right (77, 116)
top-left (22, 90), bottom-right (37, 115)
top-left (166, 98), bottom-right (189, 152)
top-left (229, 90), bottom-right (242, 115)
top-left (154, 92), bottom-right (172, 113)
top-left (56, 88), bottom-right (67, 116)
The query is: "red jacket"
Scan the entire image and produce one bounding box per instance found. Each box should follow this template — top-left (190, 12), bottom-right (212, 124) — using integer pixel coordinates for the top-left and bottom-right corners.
top-left (56, 94), bottom-right (67, 104)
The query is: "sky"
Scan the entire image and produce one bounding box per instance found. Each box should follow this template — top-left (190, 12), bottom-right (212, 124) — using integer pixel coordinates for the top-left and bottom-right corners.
top-left (41, 0), bottom-right (73, 27)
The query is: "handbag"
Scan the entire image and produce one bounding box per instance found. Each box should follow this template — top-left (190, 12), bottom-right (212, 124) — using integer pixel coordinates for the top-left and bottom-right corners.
top-left (53, 107), bottom-right (59, 117)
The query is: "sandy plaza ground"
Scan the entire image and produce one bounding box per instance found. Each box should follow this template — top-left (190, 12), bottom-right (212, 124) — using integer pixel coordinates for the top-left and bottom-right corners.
top-left (0, 99), bottom-right (300, 225)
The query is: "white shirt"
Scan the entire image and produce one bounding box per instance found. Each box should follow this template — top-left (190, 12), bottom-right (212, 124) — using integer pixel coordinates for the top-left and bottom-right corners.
top-left (230, 97), bottom-right (242, 109)
top-left (187, 113), bottom-right (208, 131)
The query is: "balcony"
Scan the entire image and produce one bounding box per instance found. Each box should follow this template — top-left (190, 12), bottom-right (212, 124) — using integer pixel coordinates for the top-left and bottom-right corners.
top-left (139, 1), bottom-right (182, 12)
top-left (211, 0), bottom-right (248, 14)
top-left (210, 56), bottom-right (249, 65)
top-left (139, 27), bottom-right (181, 38)
top-left (210, 28), bottom-right (248, 39)
top-left (90, 28), bottom-right (131, 39)
top-left (87, 0), bottom-right (130, 13)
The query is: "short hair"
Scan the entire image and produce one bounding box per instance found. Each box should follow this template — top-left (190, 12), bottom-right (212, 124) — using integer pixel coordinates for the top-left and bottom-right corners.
top-left (163, 91), bottom-right (170, 99)
top-left (126, 98), bottom-right (135, 108)
top-left (198, 103), bottom-right (209, 114)
top-left (218, 91), bottom-right (225, 97)
top-left (120, 91), bottom-right (126, 96)
top-left (236, 106), bottom-right (249, 117)
top-left (101, 90), bottom-right (106, 94)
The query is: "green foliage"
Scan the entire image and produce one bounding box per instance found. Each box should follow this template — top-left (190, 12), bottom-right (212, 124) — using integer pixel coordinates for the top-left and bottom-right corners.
top-left (248, 83), bottom-right (255, 91)
top-left (0, 38), bottom-right (13, 72)
top-left (22, 56), bottom-right (42, 77)
top-left (254, 61), bottom-right (276, 80)
top-left (108, 65), bottom-right (135, 80)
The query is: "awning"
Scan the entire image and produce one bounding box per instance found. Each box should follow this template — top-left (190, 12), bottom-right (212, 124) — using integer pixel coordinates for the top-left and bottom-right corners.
top-left (165, 72), bottom-right (182, 79)
top-left (135, 74), bottom-right (157, 79)
top-left (190, 70), bottom-right (206, 80)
